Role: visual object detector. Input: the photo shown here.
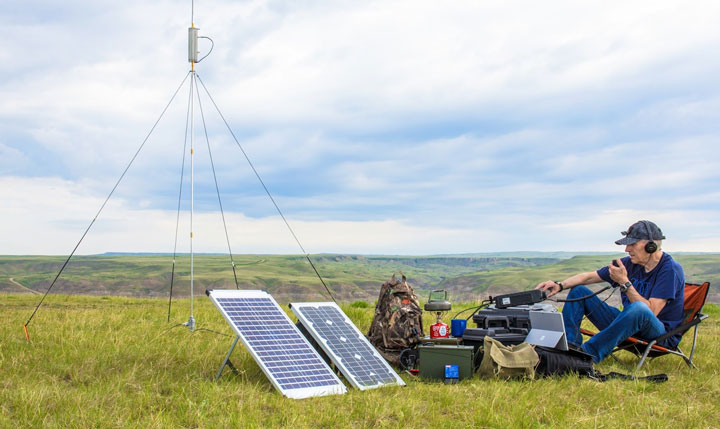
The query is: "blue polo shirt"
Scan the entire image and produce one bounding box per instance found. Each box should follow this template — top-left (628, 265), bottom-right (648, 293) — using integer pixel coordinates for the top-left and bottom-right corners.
top-left (597, 253), bottom-right (685, 348)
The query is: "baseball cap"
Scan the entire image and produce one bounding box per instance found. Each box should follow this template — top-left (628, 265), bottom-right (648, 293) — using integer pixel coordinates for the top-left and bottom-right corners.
top-left (615, 220), bottom-right (666, 245)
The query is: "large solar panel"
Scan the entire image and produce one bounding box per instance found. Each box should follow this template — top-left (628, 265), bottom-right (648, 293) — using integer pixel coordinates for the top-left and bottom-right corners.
top-left (208, 290), bottom-right (347, 399)
top-left (291, 302), bottom-right (406, 390)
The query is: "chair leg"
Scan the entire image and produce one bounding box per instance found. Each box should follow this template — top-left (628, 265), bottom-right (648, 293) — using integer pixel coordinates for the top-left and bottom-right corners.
top-left (675, 346), bottom-right (698, 369)
top-left (688, 324), bottom-right (700, 364)
top-left (636, 340), bottom-right (656, 372)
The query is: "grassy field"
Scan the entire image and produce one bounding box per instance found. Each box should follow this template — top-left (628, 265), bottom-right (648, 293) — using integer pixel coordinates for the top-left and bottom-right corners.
top-left (2, 294), bottom-right (718, 427)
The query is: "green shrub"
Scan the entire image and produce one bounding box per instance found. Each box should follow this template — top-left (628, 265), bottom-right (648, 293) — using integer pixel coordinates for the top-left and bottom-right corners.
top-left (350, 300), bottom-right (370, 308)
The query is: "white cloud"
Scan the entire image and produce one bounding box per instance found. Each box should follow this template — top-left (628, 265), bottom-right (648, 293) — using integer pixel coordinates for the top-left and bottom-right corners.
top-left (0, 142), bottom-right (29, 174)
top-left (3, 176), bottom-right (718, 255)
top-left (2, 1), bottom-right (720, 254)
top-left (0, 175), bottom-right (474, 254)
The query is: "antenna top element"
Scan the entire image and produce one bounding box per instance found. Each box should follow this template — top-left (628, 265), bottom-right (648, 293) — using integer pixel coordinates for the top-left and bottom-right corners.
top-left (188, 27), bottom-right (199, 64)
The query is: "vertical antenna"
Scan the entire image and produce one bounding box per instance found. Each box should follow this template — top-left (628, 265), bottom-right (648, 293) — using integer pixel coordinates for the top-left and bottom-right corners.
top-left (184, 0), bottom-right (198, 331)
top-left (187, 75), bottom-right (195, 331)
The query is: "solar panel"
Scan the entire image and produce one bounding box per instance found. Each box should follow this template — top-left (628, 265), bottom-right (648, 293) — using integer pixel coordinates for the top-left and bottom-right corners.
top-left (291, 302), bottom-right (406, 390)
top-left (208, 290), bottom-right (347, 399)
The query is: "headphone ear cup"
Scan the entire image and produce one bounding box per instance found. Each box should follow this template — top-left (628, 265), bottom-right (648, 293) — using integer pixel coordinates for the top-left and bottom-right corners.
top-left (645, 241), bottom-right (657, 253)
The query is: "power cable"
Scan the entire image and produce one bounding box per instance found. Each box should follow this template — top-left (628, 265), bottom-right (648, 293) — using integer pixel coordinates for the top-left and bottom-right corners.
top-left (451, 301), bottom-right (491, 321)
top-left (554, 286), bottom-right (611, 303)
top-left (23, 72), bottom-right (191, 341)
top-left (195, 74), bottom-right (338, 304)
top-left (195, 327), bottom-right (232, 338)
top-left (581, 286), bottom-right (619, 324)
top-left (197, 36), bottom-right (214, 63)
top-left (551, 284), bottom-right (620, 339)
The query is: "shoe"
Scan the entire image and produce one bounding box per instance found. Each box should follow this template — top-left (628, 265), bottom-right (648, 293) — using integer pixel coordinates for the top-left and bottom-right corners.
top-left (568, 343), bottom-right (583, 352)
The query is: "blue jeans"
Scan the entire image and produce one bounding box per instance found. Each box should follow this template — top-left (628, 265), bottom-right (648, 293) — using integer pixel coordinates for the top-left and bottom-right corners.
top-left (562, 285), bottom-right (667, 363)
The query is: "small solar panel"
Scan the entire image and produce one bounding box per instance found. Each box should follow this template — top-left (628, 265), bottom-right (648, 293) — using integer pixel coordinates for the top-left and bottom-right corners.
top-left (208, 290), bottom-right (347, 399)
top-left (291, 302), bottom-right (406, 390)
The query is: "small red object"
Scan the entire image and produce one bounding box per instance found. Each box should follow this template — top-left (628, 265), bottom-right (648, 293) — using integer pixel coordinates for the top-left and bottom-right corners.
top-left (430, 321), bottom-right (449, 338)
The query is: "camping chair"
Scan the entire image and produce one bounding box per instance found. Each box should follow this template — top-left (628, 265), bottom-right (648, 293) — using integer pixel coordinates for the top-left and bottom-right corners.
top-left (580, 281), bottom-right (710, 371)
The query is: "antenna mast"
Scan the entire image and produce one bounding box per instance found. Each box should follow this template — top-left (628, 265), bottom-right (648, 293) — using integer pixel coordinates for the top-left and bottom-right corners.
top-left (185, 2), bottom-right (199, 331)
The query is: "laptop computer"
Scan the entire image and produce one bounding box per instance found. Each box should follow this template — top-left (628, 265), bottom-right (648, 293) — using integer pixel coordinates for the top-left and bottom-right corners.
top-left (525, 310), bottom-right (569, 351)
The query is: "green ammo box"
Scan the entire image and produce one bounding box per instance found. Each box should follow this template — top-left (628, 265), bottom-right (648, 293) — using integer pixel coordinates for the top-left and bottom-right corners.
top-left (418, 344), bottom-right (475, 381)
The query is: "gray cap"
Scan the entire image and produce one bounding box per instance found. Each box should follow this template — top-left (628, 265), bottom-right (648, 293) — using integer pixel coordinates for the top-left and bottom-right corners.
top-left (615, 220), bottom-right (666, 245)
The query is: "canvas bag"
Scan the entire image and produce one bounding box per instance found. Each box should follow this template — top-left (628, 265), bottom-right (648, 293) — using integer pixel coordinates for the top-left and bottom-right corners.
top-left (479, 336), bottom-right (539, 380)
top-left (367, 273), bottom-right (424, 365)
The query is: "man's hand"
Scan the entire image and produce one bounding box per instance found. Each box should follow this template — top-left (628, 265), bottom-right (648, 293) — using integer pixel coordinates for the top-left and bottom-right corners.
top-left (535, 280), bottom-right (561, 298)
top-left (608, 259), bottom-right (629, 286)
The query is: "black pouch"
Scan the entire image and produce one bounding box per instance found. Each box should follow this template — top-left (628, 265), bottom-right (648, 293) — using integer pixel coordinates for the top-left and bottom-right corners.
top-left (534, 346), bottom-right (668, 383)
top-left (534, 346), bottom-right (595, 378)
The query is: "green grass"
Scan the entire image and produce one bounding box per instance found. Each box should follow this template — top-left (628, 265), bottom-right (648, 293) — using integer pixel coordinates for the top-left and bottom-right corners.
top-left (2, 294), bottom-right (719, 427)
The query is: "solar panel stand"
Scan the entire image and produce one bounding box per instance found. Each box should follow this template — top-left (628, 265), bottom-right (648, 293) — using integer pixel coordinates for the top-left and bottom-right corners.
top-left (215, 335), bottom-right (241, 380)
top-left (295, 319), bottom-right (333, 367)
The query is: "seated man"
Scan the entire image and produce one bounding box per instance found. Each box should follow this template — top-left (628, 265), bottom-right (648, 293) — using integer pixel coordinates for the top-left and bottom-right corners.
top-left (535, 220), bottom-right (685, 363)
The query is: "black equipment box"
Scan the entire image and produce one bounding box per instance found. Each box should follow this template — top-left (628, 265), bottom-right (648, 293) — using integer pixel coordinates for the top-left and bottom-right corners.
top-left (493, 290), bottom-right (546, 308)
top-left (461, 327), bottom-right (528, 363)
top-left (462, 327), bottom-right (528, 346)
top-left (472, 307), bottom-right (531, 331)
top-left (464, 306), bottom-right (533, 359)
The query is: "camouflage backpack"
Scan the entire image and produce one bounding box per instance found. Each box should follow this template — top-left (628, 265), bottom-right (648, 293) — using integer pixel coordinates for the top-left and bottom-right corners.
top-left (367, 273), bottom-right (424, 365)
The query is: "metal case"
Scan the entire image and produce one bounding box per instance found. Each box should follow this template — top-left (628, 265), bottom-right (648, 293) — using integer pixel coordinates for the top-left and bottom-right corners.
top-left (418, 344), bottom-right (475, 381)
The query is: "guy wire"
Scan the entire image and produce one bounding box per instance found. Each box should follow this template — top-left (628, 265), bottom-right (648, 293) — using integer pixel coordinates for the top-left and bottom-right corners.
top-left (168, 73), bottom-right (195, 322)
top-left (195, 74), bottom-right (338, 304)
top-left (193, 73), bottom-right (240, 289)
top-left (24, 72), bottom-right (191, 338)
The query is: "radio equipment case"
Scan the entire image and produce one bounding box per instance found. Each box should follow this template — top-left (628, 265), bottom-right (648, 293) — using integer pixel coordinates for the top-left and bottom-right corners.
top-left (418, 344), bottom-right (475, 381)
top-left (472, 307), bottom-right (532, 331)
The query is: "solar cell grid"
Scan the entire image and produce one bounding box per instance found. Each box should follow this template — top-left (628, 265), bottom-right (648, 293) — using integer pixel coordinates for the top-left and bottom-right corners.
top-left (209, 291), bottom-right (347, 399)
top-left (291, 302), bottom-right (406, 390)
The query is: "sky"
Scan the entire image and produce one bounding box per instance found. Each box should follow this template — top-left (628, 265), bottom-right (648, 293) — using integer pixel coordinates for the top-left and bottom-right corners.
top-left (2, 0), bottom-right (720, 255)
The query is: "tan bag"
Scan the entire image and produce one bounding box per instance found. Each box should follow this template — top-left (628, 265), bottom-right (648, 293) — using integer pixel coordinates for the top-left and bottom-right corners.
top-left (478, 336), bottom-right (539, 380)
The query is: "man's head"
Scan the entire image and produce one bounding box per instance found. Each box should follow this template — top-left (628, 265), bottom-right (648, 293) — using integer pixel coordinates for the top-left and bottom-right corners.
top-left (615, 220), bottom-right (665, 263)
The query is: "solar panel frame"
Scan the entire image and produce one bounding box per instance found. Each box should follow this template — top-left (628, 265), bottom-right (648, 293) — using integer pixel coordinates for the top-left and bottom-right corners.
top-left (208, 290), bottom-right (347, 399)
top-left (291, 302), bottom-right (406, 390)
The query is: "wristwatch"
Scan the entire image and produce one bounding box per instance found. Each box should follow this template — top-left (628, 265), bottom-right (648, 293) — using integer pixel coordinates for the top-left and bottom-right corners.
top-left (620, 281), bottom-right (632, 292)
top-left (555, 281), bottom-right (564, 291)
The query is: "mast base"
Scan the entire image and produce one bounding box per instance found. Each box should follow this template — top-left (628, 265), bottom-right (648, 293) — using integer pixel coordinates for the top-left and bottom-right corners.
top-left (184, 315), bottom-right (196, 331)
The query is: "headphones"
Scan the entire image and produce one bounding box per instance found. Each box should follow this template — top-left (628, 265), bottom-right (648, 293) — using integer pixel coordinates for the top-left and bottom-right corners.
top-left (640, 220), bottom-right (658, 254)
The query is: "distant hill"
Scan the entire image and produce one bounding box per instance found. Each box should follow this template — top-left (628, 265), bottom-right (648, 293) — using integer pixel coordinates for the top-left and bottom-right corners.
top-left (93, 251), bottom-right (613, 258)
top-left (428, 251), bottom-right (616, 259)
top-left (1, 253), bottom-right (718, 303)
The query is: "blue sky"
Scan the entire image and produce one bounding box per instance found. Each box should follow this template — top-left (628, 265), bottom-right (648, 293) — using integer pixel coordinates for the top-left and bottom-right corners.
top-left (2, 0), bottom-right (720, 255)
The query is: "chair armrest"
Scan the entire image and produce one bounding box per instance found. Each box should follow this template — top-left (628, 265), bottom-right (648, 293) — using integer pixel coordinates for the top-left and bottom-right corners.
top-left (653, 313), bottom-right (707, 344)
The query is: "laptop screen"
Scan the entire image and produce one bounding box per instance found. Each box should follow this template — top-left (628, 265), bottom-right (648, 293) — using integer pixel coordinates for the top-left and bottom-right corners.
top-left (525, 311), bottom-right (568, 351)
